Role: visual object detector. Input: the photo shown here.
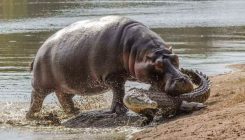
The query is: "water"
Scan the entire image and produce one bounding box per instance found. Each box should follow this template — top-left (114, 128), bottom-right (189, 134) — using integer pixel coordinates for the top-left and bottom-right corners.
top-left (1, 0), bottom-right (245, 33)
top-left (0, 0), bottom-right (245, 139)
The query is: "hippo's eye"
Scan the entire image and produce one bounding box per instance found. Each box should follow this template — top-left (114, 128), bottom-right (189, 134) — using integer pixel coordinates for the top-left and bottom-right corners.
top-left (168, 54), bottom-right (179, 68)
top-left (155, 51), bottom-right (163, 56)
top-left (161, 54), bottom-right (169, 59)
top-left (171, 59), bottom-right (179, 68)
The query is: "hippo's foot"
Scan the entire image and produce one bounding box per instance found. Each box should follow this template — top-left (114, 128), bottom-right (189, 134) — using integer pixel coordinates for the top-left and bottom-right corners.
top-left (110, 102), bottom-right (128, 115)
top-left (180, 101), bottom-right (207, 112)
top-left (101, 102), bottom-right (128, 117)
top-left (25, 112), bottom-right (49, 120)
top-left (26, 112), bottom-right (61, 125)
top-left (64, 107), bottom-right (80, 116)
top-left (26, 112), bottom-right (37, 120)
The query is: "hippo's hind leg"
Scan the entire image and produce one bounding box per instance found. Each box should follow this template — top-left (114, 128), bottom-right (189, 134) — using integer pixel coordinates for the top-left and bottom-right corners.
top-left (26, 89), bottom-right (50, 119)
top-left (55, 92), bottom-right (79, 115)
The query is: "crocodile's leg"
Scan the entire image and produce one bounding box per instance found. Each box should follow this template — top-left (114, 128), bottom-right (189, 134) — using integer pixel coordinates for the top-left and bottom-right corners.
top-left (138, 109), bottom-right (155, 126)
top-left (180, 101), bottom-right (207, 112)
top-left (140, 114), bottom-right (154, 126)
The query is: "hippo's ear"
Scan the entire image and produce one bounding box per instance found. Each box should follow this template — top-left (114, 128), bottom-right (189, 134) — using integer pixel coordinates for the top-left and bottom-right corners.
top-left (169, 46), bottom-right (173, 53)
top-left (169, 54), bottom-right (180, 68)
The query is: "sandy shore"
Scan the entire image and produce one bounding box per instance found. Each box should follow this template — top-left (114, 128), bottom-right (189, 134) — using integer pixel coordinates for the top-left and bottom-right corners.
top-left (132, 64), bottom-right (245, 140)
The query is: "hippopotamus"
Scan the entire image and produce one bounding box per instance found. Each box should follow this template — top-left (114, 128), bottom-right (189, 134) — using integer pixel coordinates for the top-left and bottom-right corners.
top-left (26, 16), bottom-right (193, 119)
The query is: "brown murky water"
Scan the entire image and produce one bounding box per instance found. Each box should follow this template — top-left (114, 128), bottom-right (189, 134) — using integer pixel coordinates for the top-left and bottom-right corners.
top-left (0, 0), bottom-right (245, 139)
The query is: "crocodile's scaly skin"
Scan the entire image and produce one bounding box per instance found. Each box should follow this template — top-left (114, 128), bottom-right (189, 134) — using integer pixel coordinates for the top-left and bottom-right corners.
top-left (124, 69), bottom-right (211, 120)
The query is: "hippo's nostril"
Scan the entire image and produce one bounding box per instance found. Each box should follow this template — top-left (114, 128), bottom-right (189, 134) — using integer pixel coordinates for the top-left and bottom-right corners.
top-left (173, 76), bottom-right (186, 80)
top-left (176, 77), bottom-right (186, 82)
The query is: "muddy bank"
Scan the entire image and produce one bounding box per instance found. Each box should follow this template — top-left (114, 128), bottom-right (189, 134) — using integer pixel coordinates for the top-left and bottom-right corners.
top-left (132, 64), bottom-right (245, 140)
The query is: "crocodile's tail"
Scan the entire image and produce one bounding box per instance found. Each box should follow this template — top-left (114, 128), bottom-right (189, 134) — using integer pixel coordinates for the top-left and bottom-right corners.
top-left (177, 68), bottom-right (211, 103)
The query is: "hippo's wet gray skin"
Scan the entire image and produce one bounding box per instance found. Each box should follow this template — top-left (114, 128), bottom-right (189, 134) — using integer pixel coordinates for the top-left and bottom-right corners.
top-left (26, 16), bottom-right (193, 119)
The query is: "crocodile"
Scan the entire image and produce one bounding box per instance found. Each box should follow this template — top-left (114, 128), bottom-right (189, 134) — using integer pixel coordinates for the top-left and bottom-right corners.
top-left (123, 68), bottom-right (211, 124)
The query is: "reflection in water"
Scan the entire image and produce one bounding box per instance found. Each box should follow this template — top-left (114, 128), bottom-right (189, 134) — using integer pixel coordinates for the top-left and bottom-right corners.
top-left (1, 1), bottom-right (245, 33)
top-left (1, 0), bottom-right (27, 19)
top-left (0, 31), bottom-right (52, 72)
top-left (154, 27), bottom-right (245, 74)
top-left (0, 0), bottom-right (80, 19)
top-left (0, 0), bottom-right (183, 20)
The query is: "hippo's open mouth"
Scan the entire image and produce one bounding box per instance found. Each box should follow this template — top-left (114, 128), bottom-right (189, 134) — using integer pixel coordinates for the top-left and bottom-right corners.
top-left (165, 74), bottom-right (194, 96)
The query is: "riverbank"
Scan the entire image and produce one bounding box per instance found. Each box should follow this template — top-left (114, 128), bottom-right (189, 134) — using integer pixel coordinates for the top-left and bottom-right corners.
top-left (132, 64), bottom-right (245, 140)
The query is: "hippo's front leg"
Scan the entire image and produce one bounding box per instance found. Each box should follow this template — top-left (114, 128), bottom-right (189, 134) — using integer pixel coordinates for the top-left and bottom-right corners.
top-left (106, 75), bottom-right (128, 115)
top-left (110, 83), bottom-right (128, 114)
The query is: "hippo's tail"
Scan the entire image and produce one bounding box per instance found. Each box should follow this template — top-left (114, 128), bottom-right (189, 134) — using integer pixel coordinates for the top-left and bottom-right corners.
top-left (29, 59), bottom-right (34, 72)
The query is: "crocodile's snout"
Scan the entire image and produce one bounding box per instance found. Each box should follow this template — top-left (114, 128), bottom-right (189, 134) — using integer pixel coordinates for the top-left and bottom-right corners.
top-left (124, 68), bottom-right (211, 121)
top-left (124, 91), bottom-right (158, 110)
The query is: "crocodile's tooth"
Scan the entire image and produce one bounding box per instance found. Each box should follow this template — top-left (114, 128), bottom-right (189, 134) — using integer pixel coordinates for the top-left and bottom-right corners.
top-left (206, 76), bottom-right (209, 80)
top-left (199, 71), bottom-right (202, 75)
top-left (191, 69), bottom-right (195, 74)
top-left (195, 70), bottom-right (199, 74)
top-left (188, 69), bottom-right (193, 75)
top-left (200, 71), bottom-right (203, 76)
top-left (200, 71), bottom-right (203, 74)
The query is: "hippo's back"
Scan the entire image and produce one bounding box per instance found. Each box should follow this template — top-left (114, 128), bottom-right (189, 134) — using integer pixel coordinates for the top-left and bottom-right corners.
top-left (32, 16), bottom-right (140, 92)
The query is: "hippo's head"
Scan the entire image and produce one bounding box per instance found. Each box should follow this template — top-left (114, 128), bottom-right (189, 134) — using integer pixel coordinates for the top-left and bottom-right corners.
top-left (134, 47), bottom-right (193, 95)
